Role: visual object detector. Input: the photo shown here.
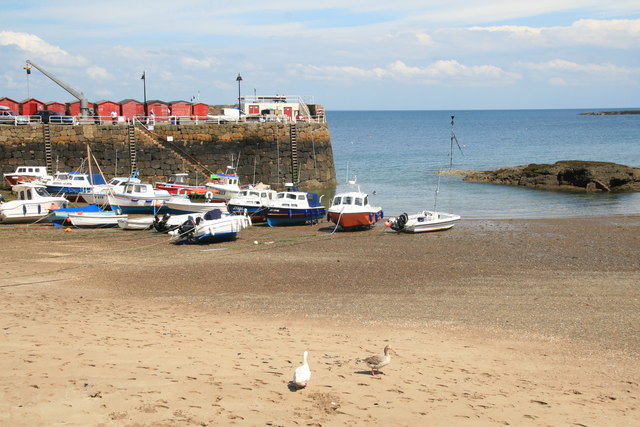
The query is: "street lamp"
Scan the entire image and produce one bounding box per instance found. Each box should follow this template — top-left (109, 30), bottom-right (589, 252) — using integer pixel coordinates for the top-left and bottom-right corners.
top-left (236, 73), bottom-right (243, 115)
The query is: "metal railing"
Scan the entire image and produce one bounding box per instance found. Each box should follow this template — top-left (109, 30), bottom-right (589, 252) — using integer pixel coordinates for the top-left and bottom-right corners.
top-left (1, 113), bottom-right (325, 126)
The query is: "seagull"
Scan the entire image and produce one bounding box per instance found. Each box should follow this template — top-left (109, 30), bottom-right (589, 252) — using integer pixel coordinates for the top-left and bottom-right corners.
top-left (358, 345), bottom-right (394, 376)
top-left (293, 351), bottom-right (311, 389)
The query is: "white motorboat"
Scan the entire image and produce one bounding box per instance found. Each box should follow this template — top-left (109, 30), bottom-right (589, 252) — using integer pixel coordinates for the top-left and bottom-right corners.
top-left (204, 167), bottom-right (241, 202)
top-left (106, 182), bottom-right (178, 214)
top-left (37, 171), bottom-right (107, 201)
top-left (168, 209), bottom-right (251, 244)
top-left (0, 183), bottom-right (68, 224)
top-left (67, 211), bottom-right (128, 228)
top-left (226, 185), bottom-right (277, 222)
top-left (3, 166), bottom-right (50, 187)
top-left (385, 210), bottom-right (460, 233)
top-left (80, 176), bottom-right (141, 205)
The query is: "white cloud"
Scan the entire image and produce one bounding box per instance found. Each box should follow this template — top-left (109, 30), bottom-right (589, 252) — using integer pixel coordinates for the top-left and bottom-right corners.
top-left (0, 30), bottom-right (86, 66)
top-left (415, 32), bottom-right (436, 46)
top-left (468, 19), bottom-right (640, 49)
top-left (86, 66), bottom-right (113, 80)
top-left (179, 56), bottom-right (220, 69)
top-left (293, 59), bottom-right (521, 85)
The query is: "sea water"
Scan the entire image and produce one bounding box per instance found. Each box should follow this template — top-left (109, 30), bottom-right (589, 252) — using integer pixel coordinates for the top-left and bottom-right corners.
top-left (325, 109), bottom-right (640, 219)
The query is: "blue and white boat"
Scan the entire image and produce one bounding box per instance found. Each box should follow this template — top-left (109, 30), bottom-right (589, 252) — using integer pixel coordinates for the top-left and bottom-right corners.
top-left (38, 171), bottom-right (106, 201)
top-left (265, 184), bottom-right (326, 227)
top-left (168, 209), bottom-right (252, 244)
top-left (47, 204), bottom-right (105, 226)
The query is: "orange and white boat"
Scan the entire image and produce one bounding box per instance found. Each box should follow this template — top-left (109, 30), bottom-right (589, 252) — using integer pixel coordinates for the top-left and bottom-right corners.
top-left (327, 189), bottom-right (383, 230)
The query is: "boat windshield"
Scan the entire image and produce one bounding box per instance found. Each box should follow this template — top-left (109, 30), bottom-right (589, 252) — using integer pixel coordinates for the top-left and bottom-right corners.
top-left (355, 197), bottom-right (363, 206)
top-left (332, 196), bottom-right (342, 205)
top-left (35, 187), bottom-right (51, 197)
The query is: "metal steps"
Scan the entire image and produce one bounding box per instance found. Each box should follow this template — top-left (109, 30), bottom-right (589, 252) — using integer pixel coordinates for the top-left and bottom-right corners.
top-left (127, 124), bottom-right (137, 176)
top-left (289, 123), bottom-right (299, 183)
top-left (43, 124), bottom-right (53, 175)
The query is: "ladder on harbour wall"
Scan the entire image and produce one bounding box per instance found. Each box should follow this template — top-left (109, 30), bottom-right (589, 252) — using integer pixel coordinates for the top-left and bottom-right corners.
top-left (127, 125), bottom-right (138, 176)
top-left (134, 125), bottom-right (214, 181)
top-left (289, 123), bottom-right (299, 184)
top-left (43, 124), bottom-right (53, 175)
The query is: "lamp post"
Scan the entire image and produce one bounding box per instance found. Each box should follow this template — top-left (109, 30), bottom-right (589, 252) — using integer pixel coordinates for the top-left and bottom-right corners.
top-left (236, 73), bottom-right (243, 116)
top-left (141, 71), bottom-right (147, 115)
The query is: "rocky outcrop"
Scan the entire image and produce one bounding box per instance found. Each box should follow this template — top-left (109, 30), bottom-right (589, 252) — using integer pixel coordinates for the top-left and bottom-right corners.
top-left (461, 161), bottom-right (640, 192)
top-left (579, 110), bottom-right (640, 116)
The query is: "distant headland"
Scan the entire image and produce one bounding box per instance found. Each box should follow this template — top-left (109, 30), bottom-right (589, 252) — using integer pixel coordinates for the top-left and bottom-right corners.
top-left (445, 161), bottom-right (640, 192)
top-left (579, 110), bottom-right (640, 116)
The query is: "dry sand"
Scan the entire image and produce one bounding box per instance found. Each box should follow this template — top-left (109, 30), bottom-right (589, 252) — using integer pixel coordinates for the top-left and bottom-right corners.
top-left (0, 216), bottom-right (638, 426)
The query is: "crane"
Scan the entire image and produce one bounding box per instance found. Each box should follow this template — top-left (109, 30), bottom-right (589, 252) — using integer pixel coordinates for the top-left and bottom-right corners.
top-left (25, 60), bottom-right (90, 118)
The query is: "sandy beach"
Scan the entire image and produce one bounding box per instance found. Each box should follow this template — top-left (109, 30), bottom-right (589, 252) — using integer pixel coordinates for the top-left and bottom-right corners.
top-left (1, 216), bottom-right (638, 426)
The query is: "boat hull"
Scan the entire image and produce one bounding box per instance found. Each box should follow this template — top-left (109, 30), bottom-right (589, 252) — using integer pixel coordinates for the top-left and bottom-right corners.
top-left (328, 210), bottom-right (383, 229)
top-left (68, 213), bottom-right (128, 228)
top-left (227, 203), bottom-right (268, 222)
top-left (266, 207), bottom-right (326, 227)
top-left (155, 183), bottom-right (211, 197)
top-left (0, 200), bottom-right (67, 223)
top-left (161, 200), bottom-right (227, 215)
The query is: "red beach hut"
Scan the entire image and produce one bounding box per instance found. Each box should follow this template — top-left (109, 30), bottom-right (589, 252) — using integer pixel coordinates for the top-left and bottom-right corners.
top-left (20, 98), bottom-right (45, 115)
top-left (46, 101), bottom-right (66, 114)
top-left (0, 97), bottom-right (20, 112)
top-left (169, 101), bottom-right (192, 117)
top-left (95, 100), bottom-right (121, 119)
top-left (192, 103), bottom-right (209, 120)
top-left (120, 99), bottom-right (144, 120)
top-left (147, 100), bottom-right (169, 119)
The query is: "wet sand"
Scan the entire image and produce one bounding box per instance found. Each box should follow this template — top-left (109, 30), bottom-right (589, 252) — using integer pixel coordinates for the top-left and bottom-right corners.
top-left (1, 216), bottom-right (638, 425)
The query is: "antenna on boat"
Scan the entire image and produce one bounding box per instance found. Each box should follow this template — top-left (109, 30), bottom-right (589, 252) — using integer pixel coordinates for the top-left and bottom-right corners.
top-left (449, 115), bottom-right (464, 170)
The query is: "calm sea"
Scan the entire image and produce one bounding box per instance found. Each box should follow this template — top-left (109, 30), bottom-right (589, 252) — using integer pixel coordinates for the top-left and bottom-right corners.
top-left (324, 109), bottom-right (640, 219)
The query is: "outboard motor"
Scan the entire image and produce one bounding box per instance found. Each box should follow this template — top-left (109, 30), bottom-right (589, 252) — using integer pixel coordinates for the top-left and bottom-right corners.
top-left (390, 213), bottom-right (408, 231)
top-left (176, 218), bottom-right (196, 241)
top-left (153, 213), bottom-right (171, 232)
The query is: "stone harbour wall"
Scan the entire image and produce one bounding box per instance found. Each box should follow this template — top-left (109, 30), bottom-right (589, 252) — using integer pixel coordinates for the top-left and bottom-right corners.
top-left (0, 122), bottom-right (337, 190)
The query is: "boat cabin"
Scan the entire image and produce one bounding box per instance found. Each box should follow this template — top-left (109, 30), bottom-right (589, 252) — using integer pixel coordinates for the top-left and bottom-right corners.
top-left (15, 184), bottom-right (54, 200)
top-left (331, 192), bottom-right (369, 208)
top-left (276, 191), bottom-right (322, 208)
top-left (167, 173), bottom-right (189, 185)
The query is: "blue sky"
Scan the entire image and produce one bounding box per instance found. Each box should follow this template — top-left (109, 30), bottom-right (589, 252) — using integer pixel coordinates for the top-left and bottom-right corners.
top-left (1, 1), bottom-right (639, 110)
